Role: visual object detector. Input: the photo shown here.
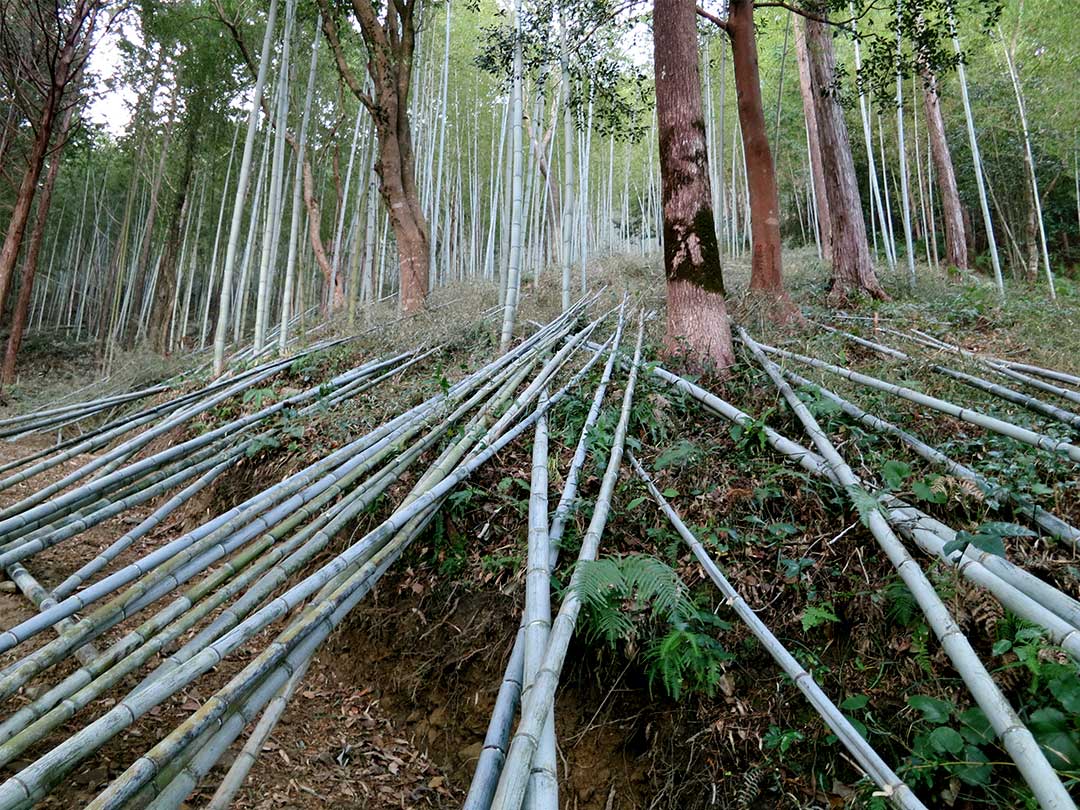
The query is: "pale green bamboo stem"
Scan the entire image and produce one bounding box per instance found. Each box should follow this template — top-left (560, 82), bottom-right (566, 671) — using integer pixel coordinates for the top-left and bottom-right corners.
top-left (741, 327), bottom-right (1075, 810)
top-left (490, 314), bottom-right (644, 810)
top-left (629, 454), bottom-right (927, 810)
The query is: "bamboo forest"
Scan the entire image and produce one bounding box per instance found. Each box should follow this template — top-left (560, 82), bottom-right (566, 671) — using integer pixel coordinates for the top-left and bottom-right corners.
top-left (2, 0), bottom-right (1080, 806)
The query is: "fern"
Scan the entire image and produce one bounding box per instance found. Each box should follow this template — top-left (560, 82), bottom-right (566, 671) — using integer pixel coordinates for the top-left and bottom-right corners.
top-left (575, 554), bottom-right (732, 699)
top-left (884, 578), bottom-right (919, 627)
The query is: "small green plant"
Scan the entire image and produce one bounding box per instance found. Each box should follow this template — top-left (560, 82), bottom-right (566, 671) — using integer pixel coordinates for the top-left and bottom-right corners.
top-left (242, 387), bottom-right (276, 409)
top-left (942, 521), bottom-right (1034, 560)
top-left (652, 439), bottom-right (702, 471)
top-left (575, 553), bottom-right (732, 700)
top-left (729, 410), bottom-right (773, 451)
top-left (800, 601), bottom-right (839, 632)
top-left (245, 433), bottom-right (281, 458)
top-left (763, 725), bottom-right (804, 753)
top-left (904, 694), bottom-right (994, 789)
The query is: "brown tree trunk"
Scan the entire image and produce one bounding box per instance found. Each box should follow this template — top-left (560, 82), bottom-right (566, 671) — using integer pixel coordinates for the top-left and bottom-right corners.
top-left (0, 0), bottom-right (96, 316)
top-left (728, 0), bottom-right (797, 321)
top-left (316, 0), bottom-right (429, 315)
top-left (653, 0), bottom-right (734, 371)
top-left (793, 18), bottom-right (831, 263)
top-left (2, 103), bottom-right (73, 384)
top-left (803, 19), bottom-right (888, 304)
top-left (918, 62), bottom-right (966, 269)
top-left (0, 97), bottom-right (58, 315)
top-left (303, 160), bottom-right (344, 311)
top-left (377, 121), bottom-right (428, 316)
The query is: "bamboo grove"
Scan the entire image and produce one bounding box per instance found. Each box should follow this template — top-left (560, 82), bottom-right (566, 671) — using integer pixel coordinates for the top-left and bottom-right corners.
top-left (1, 0), bottom-right (1078, 382)
top-left (1, 0), bottom-right (1080, 807)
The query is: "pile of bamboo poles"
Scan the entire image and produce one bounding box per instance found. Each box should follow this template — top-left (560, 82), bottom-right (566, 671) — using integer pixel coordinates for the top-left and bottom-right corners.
top-left (458, 310), bottom-right (646, 810)
top-left (0, 296), bottom-right (625, 809)
top-left (735, 327), bottom-right (1075, 809)
top-left (647, 332), bottom-right (1080, 809)
top-left (569, 328), bottom-right (1079, 809)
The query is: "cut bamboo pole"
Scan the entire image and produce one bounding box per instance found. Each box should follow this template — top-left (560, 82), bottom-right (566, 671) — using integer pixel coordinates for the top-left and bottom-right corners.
top-left (523, 391), bottom-right (556, 810)
top-left (901, 328), bottom-right (1080, 408)
top-left (780, 365), bottom-right (1080, 549)
top-left (464, 309), bottom-right (626, 810)
top-left (740, 327), bottom-right (1075, 810)
top-left (812, 322), bottom-right (1080, 430)
top-left (70, 333), bottom-right (612, 810)
top-left (757, 342), bottom-right (1080, 464)
top-left (490, 314), bottom-right (645, 810)
top-left (202, 657), bottom-right (312, 810)
top-left (629, 454), bottom-right (928, 810)
top-left (0, 312), bottom-right (611, 807)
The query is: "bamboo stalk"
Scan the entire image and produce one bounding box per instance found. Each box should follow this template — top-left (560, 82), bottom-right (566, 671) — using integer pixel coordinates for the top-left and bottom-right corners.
top-left (740, 327), bottom-right (1075, 810)
top-left (780, 366), bottom-right (1080, 549)
top-left (0, 311), bottom-right (610, 807)
top-left (63, 332), bottom-right (612, 810)
top-left (629, 454), bottom-right (927, 810)
top-left (756, 341), bottom-right (1080, 464)
top-left (490, 314), bottom-right (645, 810)
top-left (464, 305), bottom-right (627, 810)
top-left (523, 391), bottom-right (556, 810)
top-left (813, 322), bottom-right (1080, 430)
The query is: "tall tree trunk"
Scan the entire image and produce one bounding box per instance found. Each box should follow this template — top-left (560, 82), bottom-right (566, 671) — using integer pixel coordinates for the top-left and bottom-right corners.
top-left (1, 99), bottom-right (76, 384)
top-left (317, 0), bottom-right (429, 315)
top-left (727, 0), bottom-right (796, 320)
top-left (653, 0), bottom-right (734, 371)
top-left (150, 104), bottom-right (201, 353)
top-left (303, 160), bottom-right (342, 310)
top-left (920, 70), bottom-right (967, 269)
top-left (792, 18), bottom-right (832, 262)
top-left (803, 18), bottom-right (887, 304)
top-left (0, 94), bottom-right (60, 316)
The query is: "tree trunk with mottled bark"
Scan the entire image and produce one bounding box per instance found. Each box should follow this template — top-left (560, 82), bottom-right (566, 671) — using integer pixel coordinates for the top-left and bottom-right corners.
top-left (316, 0), bottom-right (428, 315)
top-left (920, 70), bottom-right (967, 270)
top-left (727, 0), bottom-right (797, 321)
top-left (653, 0), bottom-right (734, 371)
top-left (793, 17), bottom-right (831, 263)
top-left (803, 18), bottom-right (887, 304)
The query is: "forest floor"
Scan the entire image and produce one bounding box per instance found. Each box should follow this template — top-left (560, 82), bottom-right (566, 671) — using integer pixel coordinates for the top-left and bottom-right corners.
top-left (2, 249), bottom-right (1079, 809)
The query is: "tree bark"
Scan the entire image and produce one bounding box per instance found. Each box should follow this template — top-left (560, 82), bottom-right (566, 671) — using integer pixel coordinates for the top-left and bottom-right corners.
top-left (303, 160), bottom-right (343, 310)
top-left (653, 0), bottom-right (734, 371)
top-left (792, 17), bottom-right (832, 263)
top-left (0, 0), bottom-right (97, 322)
top-left (1, 100), bottom-right (75, 384)
top-left (919, 72), bottom-right (967, 270)
top-left (727, 0), bottom-right (797, 321)
top-left (316, 0), bottom-right (429, 315)
top-left (803, 18), bottom-right (887, 304)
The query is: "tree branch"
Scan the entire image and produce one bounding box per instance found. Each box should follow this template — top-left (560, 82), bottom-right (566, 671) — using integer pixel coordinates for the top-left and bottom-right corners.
top-left (695, 6), bottom-right (729, 33)
top-left (314, 0), bottom-right (374, 111)
top-left (752, 0), bottom-right (881, 29)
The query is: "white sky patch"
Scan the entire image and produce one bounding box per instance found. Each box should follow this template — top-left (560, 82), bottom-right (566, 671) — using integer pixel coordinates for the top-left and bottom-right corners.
top-left (85, 18), bottom-right (141, 137)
